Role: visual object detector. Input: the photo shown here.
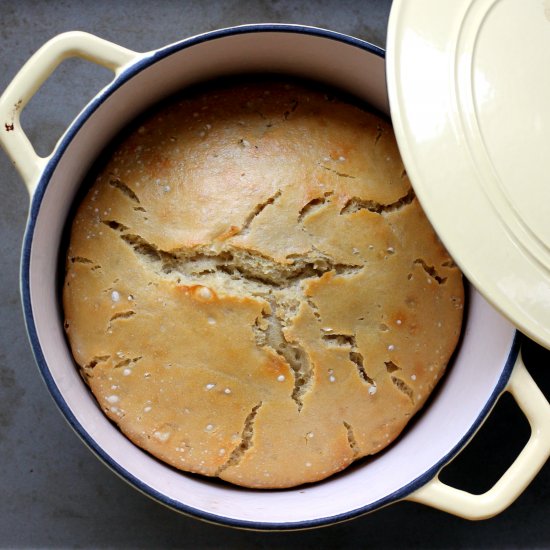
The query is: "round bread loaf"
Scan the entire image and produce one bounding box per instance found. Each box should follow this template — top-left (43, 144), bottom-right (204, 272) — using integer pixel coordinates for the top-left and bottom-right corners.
top-left (63, 80), bottom-right (464, 489)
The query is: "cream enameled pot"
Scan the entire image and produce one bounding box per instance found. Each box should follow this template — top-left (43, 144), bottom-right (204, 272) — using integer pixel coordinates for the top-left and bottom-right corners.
top-left (0, 24), bottom-right (549, 530)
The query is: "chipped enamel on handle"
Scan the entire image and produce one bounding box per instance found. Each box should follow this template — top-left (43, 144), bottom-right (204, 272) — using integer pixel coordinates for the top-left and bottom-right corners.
top-left (0, 31), bottom-right (139, 195)
top-left (408, 352), bottom-right (550, 519)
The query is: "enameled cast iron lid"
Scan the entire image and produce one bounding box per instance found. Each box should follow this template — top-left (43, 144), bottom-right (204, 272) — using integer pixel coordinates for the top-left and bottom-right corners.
top-left (386, 0), bottom-right (550, 349)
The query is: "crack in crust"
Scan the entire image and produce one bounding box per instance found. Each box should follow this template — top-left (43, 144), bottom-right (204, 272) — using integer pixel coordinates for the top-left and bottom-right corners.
top-left (81, 355), bottom-right (110, 382)
top-left (343, 421), bottom-right (360, 457)
top-left (83, 355), bottom-right (110, 370)
top-left (69, 256), bottom-right (102, 271)
top-left (103, 220), bottom-right (129, 232)
top-left (113, 355), bottom-right (143, 369)
top-left (385, 360), bottom-right (400, 373)
top-left (70, 256), bottom-right (93, 264)
top-left (114, 356), bottom-right (142, 369)
top-left (298, 192), bottom-right (334, 223)
top-left (318, 164), bottom-right (357, 179)
top-left (253, 299), bottom-right (313, 412)
top-left (340, 187), bottom-right (415, 215)
top-left (384, 360), bottom-right (415, 402)
top-left (103, 221), bottom-right (362, 292)
top-left (322, 334), bottom-right (375, 386)
top-left (109, 177), bottom-right (141, 204)
top-left (239, 190), bottom-right (282, 236)
top-left (107, 310), bottom-right (136, 331)
top-left (305, 296), bottom-right (321, 321)
top-left (414, 259), bottom-right (447, 284)
top-left (216, 401), bottom-right (263, 474)
top-left (391, 376), bottom-right (415, 403)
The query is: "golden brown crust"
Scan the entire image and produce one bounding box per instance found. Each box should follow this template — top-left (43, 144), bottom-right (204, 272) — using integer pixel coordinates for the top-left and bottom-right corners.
top-left (63, 80), bottom-right (464, 488)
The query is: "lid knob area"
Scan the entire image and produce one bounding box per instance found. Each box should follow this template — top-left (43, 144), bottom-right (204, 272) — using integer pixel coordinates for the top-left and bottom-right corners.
top-left (387, 0), bottom-right (550, 349)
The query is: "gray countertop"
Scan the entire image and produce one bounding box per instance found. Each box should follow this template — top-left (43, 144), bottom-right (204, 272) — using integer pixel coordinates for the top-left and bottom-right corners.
top-left (1, 1), bottom-right (549, 547)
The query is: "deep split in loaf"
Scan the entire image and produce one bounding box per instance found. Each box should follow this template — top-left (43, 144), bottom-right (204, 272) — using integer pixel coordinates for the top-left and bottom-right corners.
top-left (63, 78), bottom-right (464, 488)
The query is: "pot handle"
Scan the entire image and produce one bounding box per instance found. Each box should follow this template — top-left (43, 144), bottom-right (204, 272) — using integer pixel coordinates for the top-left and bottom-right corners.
top-left (0, 31), bottom-right (139, 195)
top-left (407, 351), bottom-right (550, 519)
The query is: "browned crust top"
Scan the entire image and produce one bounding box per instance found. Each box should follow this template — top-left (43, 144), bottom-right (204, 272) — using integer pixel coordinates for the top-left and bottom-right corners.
top-left (63, 80), bottom-right (464, 488)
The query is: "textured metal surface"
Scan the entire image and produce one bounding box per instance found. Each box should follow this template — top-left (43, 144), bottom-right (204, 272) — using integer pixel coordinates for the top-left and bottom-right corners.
top-left (0, 0), bottom-right (548, 546)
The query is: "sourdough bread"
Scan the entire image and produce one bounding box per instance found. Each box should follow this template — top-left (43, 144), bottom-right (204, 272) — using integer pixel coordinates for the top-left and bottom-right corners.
top-left (63, 80), bottom-right (464, 488)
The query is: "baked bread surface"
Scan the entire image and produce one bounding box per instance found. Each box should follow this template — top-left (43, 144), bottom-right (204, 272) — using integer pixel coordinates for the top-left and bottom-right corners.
top-left (63, 80), bottom-right (464, 488)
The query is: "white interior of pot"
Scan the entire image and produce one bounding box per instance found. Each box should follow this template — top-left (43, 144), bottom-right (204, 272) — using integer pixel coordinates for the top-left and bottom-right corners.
top-left (26, 30), bottom-right (517, 526)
